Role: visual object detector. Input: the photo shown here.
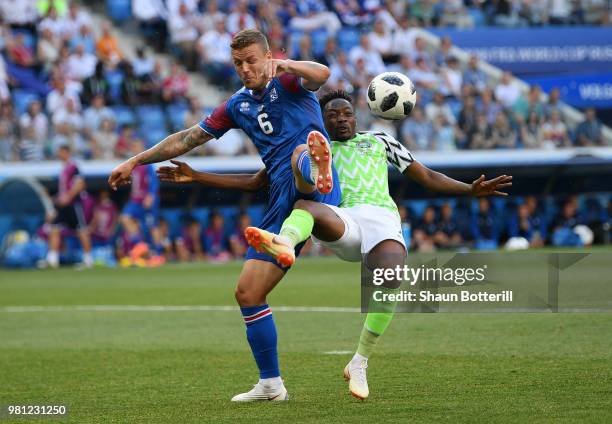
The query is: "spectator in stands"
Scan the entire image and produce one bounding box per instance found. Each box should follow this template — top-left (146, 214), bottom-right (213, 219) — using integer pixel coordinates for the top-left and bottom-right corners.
top-left (519, 110), bottom-right (543, 149)
top-left (292, 34), bottom-right (315, 61)
top-left (409, 1), bottom-right (439, 27)
top-left (439, 56), bottom-right (462, 98)
top-left (18, 125), bottom-right (44, 161)
top-left (38, 6), bottom-right (66, 40)
top-left (138, 60), bottom-right (164, 104)
top-left (488, 112), bottom-right (517, 149)
top-left (477, 88), bottom-right (502, 125)
top-left (513, 85), bottom-right (545, 122)
top-left (96, 21), bottom-right (122, 66)
top-left (548, 0), bottom-right (572, 24)
top-left (89, 190), bottom-right (118, 248)
top-left (463, 55), bottom-right (487, 93)
top-left (19, 100), bottom-right (48, 143)
top-left (227, 0), bottom-right (257, 34)
top-left (440, 0), bottom-right (473, 27)
top-left (434, 36), bottom-right (454, 68)
top-left (51, 120), bottom-right (87, 159)
top-left (457, 95), bottom-right (478, 146)
top-left (349, 34), bottom-right (385, 76)
top-left (0, 101), bottom-right (17, 139)
top-left (120, 63), bottom-right (142, 106)
top-left (435, 203), bottom-right (464, 248)
top-left (69, 23), bottom-right (95, 54)
top-left (411, 36), bottom-right (434, 67)
top-left (409, 57), bottom-right (439, 99)
top-left (46, 76), bottom-right (81, 118)
top-left (203, 211), bottom-right (231, 262)
top-left (539, 110), bottom-right (570, 148)
top-left (197, 18), bottom-right (235, 87)
top-left (508, 202), bottom-right (545, 248)
top-left (83, 94), bottom-right (115, 135)
top-left (369, 18), bottom-right (396, 63)
top-left (114, 125), bottom-right (137, 158)
top-left (551, 197), bottom-right (584, 246)
top-left (468, 113), bottom-right (491, 149)
top-left (162, 62), bottom-right (189, 103)
top-left (315, 38), bottom-right (338, 67)
top-left (0, 121), bottom-right (17, 161)
top-left (494, 71), bottom-right (521, 109)
top-left (91, 118), bottom-right (118, 160)
top-left (183, 97), bottom-right (202, 128)
top-left (65, 43), bottom-right (97, 81)
top-left (168, 2), bottom-right (199, 70)
top-left (288, 0), bottom-right (342, 35)
top-left (53, 97), bottom-right (83, 132)
top-left (37, 27), bottom-right (61, 72)
top-left (131, 47), bottom-right (155, 78)
top-left (200, 0), bottom-right (225, 34)
top-left (132, 0), bottom-right (168, 51)
top-left (413, 205), bottom-right (438, 252)
top-left (7, 33), bottom-right (35, 67)
top-left (334, 0), bottom-right (370, 27)
top-left (1, 0), bottom-right (38, 34)
top-left (390, 54), bottom-right (412, 77)
top-left (0, 56), bottom-right (8, 101)
top-left (471, 198), bottom-right (498, 250)
top-left (489, 0), bottom-right (521, 27)
top-left (392, 17), bottom-right (418, 58)
top-left (63, 2), bottom-right (92, 40)
top-left (327, 51), bottom-right (357, 91)
top-left (156, 218), bottom-right (175, 259)
top-left (432, 113), bottom-right (457, 151)
top-left (230, 212), bottom-right (251, 258)
top-left (81, 62), bottom-right (110, 105)
top-left (401, 106), bottom-right (433, 151)
top-left (575, 108), bottom-right (604, 147)
top-left (425, 91), bottom-right (456, 125)
top-left (543, 87), bottom-right (563, 118)
top-left (175, 216), bottom-right (202, 262)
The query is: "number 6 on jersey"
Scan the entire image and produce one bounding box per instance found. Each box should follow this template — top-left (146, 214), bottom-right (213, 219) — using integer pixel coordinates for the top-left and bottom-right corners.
top-left (257, 113), bottom-right (273, 134)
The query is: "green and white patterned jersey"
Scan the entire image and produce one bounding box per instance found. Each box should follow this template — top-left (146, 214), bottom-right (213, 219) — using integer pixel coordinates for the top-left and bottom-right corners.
top-left (331, 131), bottom-right (414, 214)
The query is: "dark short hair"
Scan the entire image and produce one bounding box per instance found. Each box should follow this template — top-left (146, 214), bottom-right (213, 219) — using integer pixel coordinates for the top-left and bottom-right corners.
top-left (318, 90), bottom-right (353, 112)
top-left (230, 29), bottom-right (269, 51)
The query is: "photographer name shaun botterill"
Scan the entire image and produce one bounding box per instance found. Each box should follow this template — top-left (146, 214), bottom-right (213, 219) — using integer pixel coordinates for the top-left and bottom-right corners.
top-left (373, 290), bottom-right (514, 303)
top-left (370, 264), bottom-right (513, 303)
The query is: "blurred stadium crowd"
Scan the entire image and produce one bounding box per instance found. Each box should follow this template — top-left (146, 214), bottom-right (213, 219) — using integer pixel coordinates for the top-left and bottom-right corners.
top-left (0, 0), bottom-right (609, 163)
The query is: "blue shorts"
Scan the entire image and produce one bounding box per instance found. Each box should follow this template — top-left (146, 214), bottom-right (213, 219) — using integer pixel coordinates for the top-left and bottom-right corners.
top-left (245, 167), bottom-right (342, 270)
top-left (122, 201), bottom-right (160, 228)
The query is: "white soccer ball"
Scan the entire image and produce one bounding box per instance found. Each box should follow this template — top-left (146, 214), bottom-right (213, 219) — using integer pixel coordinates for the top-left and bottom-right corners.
top-left (366, 72), bottom-right (417, 120)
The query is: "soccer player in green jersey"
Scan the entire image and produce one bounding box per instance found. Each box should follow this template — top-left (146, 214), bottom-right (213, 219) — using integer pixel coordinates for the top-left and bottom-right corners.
top-left (157, 90), bottom-right (512, 400)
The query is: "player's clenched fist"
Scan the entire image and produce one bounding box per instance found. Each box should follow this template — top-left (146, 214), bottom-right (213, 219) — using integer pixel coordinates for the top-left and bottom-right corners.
top-left (108, 160), bottom-right (136, 190)
top-left (263, 59), bottom-right (290, 81)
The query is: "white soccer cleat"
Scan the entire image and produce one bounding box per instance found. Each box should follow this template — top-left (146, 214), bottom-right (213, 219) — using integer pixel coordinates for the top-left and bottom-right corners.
top-left (230, 382), bottom-right (289, 402)
top-left (307, 130), bottom-right (333, 194)
top-left (343, 359), bottom-right (369, 400)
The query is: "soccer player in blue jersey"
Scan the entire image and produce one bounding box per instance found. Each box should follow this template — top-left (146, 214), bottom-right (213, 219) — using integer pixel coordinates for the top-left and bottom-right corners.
top-left (108, 29), bottom-right (340, 401)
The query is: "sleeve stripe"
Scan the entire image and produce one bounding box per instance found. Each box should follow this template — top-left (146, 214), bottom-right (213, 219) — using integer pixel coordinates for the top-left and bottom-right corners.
top-left (368, 131), bottom-right (414, 172)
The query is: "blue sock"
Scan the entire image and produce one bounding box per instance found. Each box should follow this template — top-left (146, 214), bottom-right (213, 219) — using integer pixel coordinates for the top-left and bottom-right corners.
top-left (240, 304), bottom-right (280, 379)
top-left (297, 149), bottom-right (315, 185)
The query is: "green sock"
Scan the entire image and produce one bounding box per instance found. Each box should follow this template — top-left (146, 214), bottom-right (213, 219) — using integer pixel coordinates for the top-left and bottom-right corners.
top-left (357, 287), bottom-right (398, 358)
top-left (279, 209), bottom-right (314, 247)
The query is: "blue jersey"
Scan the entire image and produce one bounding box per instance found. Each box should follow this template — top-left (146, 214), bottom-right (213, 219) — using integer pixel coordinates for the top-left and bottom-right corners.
top-left (198, 73), bottom-right (341, 269)
top-left (198, 74), bottom-right (331, 182)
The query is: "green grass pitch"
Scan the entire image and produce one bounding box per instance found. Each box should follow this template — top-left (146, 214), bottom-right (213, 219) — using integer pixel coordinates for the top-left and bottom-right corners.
top-left (0, 257), bottom-right (611, 423)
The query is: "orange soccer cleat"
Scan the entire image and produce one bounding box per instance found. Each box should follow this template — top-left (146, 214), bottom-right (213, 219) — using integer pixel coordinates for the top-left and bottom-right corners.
top-left (244, 226), bottom-right (295, 267)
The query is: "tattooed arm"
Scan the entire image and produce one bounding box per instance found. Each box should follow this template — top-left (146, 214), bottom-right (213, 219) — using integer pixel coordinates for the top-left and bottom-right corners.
top-left (108, 125), bottom-right (212, 190)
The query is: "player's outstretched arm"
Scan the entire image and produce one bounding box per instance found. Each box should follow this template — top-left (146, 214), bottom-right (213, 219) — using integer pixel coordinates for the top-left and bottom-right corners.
top-left (157, 160), bottom-right (268, 192)
top-left (108, 125), bottom-right (212, 190)
top-left (404, 162), bottom-right (513, 197)
top-left (265, 59), bottom-right (330, 91)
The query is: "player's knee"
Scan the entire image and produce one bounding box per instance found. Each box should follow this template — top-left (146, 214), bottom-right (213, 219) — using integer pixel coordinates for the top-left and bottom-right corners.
top-left (234, 286), bottom-right (263, 307)
top-left (294, 199), bottom-right (316, 215)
